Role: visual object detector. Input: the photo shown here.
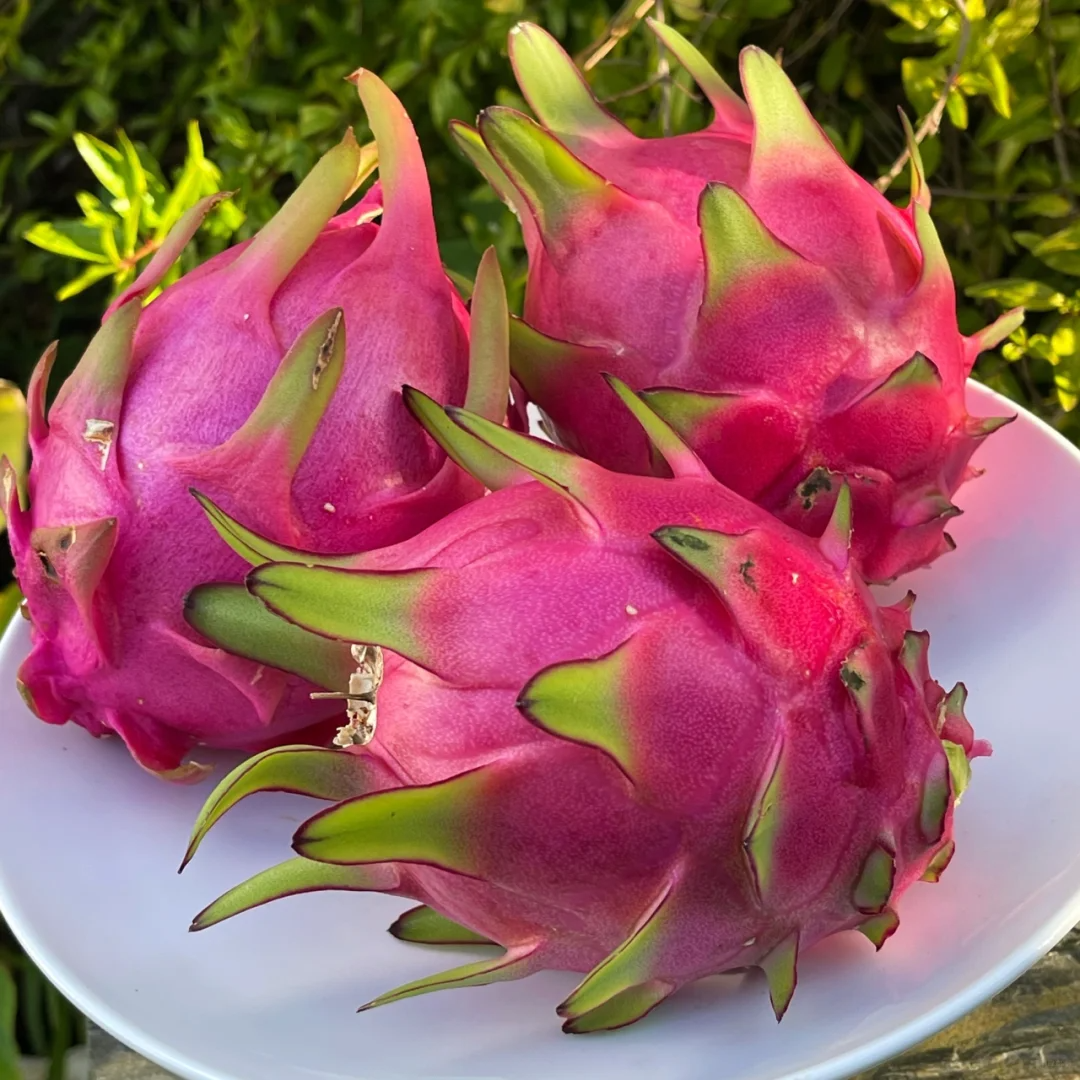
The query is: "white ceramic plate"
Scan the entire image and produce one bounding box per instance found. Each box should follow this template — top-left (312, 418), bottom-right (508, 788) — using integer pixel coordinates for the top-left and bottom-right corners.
top-left (2, 381), bottom-right (1080, 1080)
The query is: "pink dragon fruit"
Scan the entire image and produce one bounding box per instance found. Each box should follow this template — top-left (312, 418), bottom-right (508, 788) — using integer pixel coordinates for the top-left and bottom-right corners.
top-left (4, 71), bottom-right (510, 781)
top-left (451, 22), bottom-right (1022, 583)
top-left (180, 376), bottom-right (983, 1033)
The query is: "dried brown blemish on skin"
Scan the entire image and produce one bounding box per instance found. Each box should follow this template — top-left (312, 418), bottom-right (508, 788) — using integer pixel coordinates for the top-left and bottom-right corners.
top-left (311, 310), bottom-right (343, 391)
top-left (83, 418), bottom-right (116, 470)
top-left (311, 644), bottom-right (384, 747)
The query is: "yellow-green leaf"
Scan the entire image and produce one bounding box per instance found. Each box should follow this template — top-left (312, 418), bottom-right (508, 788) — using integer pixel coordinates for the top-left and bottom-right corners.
top-left (23, 220), bottom-right (111, 263)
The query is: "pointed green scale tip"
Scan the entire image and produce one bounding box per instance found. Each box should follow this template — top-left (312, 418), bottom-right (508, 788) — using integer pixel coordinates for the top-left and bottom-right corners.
top-left (445, 266), bottom-right (474, 303)
top-left (899, 629), bottom-right (930, 688)
top-left (760, 932), bottom-right (799, 1022)
top-left (26, 342), bottom-right (57, 446)
top-left (640, 386), bottom-right (744, 438)
top-left (921, 838), bottom-right (955, 883)
top-left (349, 70), bottom-right (439, 260)
top-left (477, 106), bottom-right (611, 237)
top-left (358, 944), bottom-right (539, 1013)
top-left (219, 308), bottom-right (346, 476)
top-left (652, 525), bottom-right (745, 597)
top-left (508, 317), bottom-right (605, 398)
top-left (51, 294), bottom-right (142, 422)
top-left (818, 481), bottom-right (852, 572)
top-left (645, 18), bottom-right (750, 130)
top-left (970, 307), bottom-right (1025, 353)
top-left (858, 908), bottom-right (900, 951)
top-left (744, 744), bottom-right (784, 901)
top-left (402, 387), bottom-right (522, 492)
top-left (853, 844), bottom-right (895, 915)
top-left (292, 766), bottom-right (491, 871)
top-left (184, 582), bottom-right (355, 691)
top-left (464, 248), bottom-right (511, 423)
top-left (105, 190), bottom-right (234, 319)
top-left (559, 880), bottom-right (675, 1020)
top-left (881, 351), bottom-right (943, 392)
top-left (898, 110), bottom-right (929, 210)
top-left (942, 682), bottom-right (968, 722)
top-left (913, 202), bottom-right (950, 287)
top-left (449, 121), bottom-right (527, 216)
top-left (896, 590), bottom-right (917, 611)
top-left (232, 128), bottom-right (364, 294)
top-left (602, 374), bottom-right (711, 480)
top-left (740, 45), bottom-right (832, 162)
top-left (444, 406), bottom-right (598, 526)
top-left (516, 640), bottom-right (636, 781)
top-left (942, 740), bottom-right (972, 805)
top-left (924, 494), bottom-right (963, 524)
top-left (507, 22), bottom-right (627, 142)
top-left (181, 745), bottom-right (370, 872)
top-left (189, 489), bottom-right (356, 569)
top-left (919, 751), bottom-right (950, 845)
top-left (389, 905), bottom-right (494, 946)
top-left (248, 561), bottom-right (431, 666)
top-left (967, 413), bottom-right (1016, 439)
top-left (839, 647), bottom-right (874, 748)
top-left (351, 138), bottom-right (381, 199)
top-left (698, 183), bottom-right (795, 310)
top-left (191, 857), bottom-right (394, 931)
top-left (562, 979), bottom-right (675, 1034)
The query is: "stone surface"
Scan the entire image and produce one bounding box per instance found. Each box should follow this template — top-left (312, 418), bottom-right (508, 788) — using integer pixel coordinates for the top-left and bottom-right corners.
top-left (88, 1026), bottom-right (176, 1080)
top-left (88, 929), bottom-right (1080, 1079)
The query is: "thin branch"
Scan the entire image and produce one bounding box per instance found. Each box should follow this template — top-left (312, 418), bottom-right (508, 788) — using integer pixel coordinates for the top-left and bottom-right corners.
top-left (692, 0), bottom-right (732, 46)
top-left (785, 0), bottom-right (857, 67)
top-left (119, 237), bottom-right (161, 271)
top-left (599, 72), bottom-right (699, 105)
top-left (1042, 0), bottom-right (1074, 199)
top-left (577, 0), bottom-right (656, 72)
top-left (874, 0), bottom-right (971, 193)
top-left (652, 0), bottom-right (674, 136)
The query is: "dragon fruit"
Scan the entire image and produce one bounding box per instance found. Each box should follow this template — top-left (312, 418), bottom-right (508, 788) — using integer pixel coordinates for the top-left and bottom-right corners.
top-left (4, 71), bottom-right (510, 781)
top-left (451, 22), bottom-right (1022, 583)
top-left (180, 374), bottom-right (983, 1033)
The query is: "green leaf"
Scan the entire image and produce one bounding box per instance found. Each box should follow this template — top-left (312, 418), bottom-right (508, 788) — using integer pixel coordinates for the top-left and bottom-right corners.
top-left (982, 53), bottom-right (1011, 118)
top-left (72, 132), bottom-right (126, 199)
top-left (1020, 223), bottom-right (1080, 275)
top-left (1058, 38), bottom-right (1080, 96)
top-left (990, 0), bottom-right (1041, 54)
top-left (817, 32), bottom-right (852, 95)
top-left (429, 74), bottom-right (472, 132)
top-left (0, 964), bottom-right (17, 1080)
top-left (942, 741), bottom-right (972, 803)
top-left (23, 220), bottom-right (111, 263)
top-left (746, 0), bottom-right (793, 15)
top-left (235, 86), bottom-right (303, 115)
top-left (299, 104), bottom-right (341, 138)
top-left (945, 87), bottom-right (969, 129)
top-left (115, 130), bottom-right (147, 257)
top-left (966, 278), bottom-right (1065, 310)
top-left (0, 584), bottom-right (21, 632)
top-left (380, 59), bottom-right (423, 92)
top-left (1053, 320), bottom-right (1079, 358)
top-left (56, 261), bottom-right (116, 300)
top-left (883, 0), bottom-right (954, 32)
top-left (153, 121), bottom-right (208, 242)
top-left (1016, 194), bottom-right (1074, 219)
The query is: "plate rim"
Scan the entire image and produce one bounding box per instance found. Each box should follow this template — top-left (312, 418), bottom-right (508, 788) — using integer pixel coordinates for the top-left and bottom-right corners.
top-left (2, 379), bottom-right (1079, 1080)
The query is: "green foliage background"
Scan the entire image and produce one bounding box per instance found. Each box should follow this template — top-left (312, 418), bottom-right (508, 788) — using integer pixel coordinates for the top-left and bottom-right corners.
top-left (4, 0), bottom-right (1080, 435)
top-left (0, 0), bottom-right (1077, 1069)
